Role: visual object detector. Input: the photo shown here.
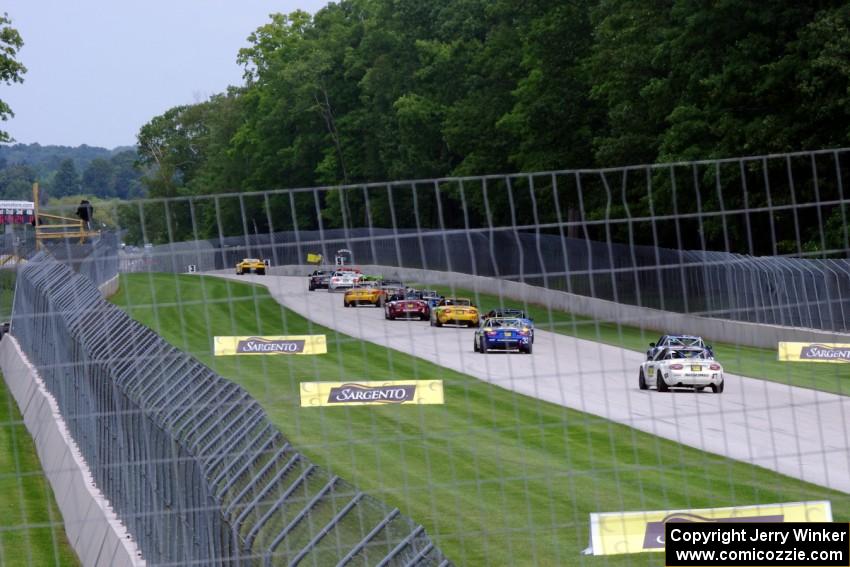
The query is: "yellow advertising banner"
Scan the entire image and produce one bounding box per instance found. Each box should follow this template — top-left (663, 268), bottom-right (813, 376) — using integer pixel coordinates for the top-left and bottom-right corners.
top-left (778, 342), bottom-right (850, 363)
top-left (300, 380), bottom-right (444, 407)
top-left (214, 335), bottom-right (327, 356)
top-left (306, 253), bottom-right (323, 264)
top-left (584, 500), bottom-right (832, 556)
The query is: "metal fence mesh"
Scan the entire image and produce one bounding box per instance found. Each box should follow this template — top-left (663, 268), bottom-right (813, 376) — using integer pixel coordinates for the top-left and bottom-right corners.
top-left (16, 224), bottom-right (850, 335)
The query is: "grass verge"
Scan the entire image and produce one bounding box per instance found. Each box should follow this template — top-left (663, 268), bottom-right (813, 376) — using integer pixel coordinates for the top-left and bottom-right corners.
top-left (422, 284), bottom-right (850, 396)
top-left (0, 373), bottom-right (79, 566)
top-left (112, 273), bottom-right (850, 566)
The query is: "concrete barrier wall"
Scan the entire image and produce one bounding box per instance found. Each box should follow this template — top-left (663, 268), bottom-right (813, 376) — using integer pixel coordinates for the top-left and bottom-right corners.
top-left (260, 264), bottom-right (850, 349)
top-left (98, 275), bottom-right (119, 298)
top-left (0, 336), bottom-right (144, 567)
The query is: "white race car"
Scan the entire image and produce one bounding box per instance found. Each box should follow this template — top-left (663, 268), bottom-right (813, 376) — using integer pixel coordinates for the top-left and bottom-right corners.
top-left (639, 347), bottom-right (724, 393)
top-left (328, 270), bottom-right (360, 292)
top-left (646, 334), bottom-right (713, 360)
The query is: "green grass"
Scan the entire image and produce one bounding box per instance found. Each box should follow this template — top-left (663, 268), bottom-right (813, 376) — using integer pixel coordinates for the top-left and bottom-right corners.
top-left (0, 375), bottom-right (79, 567)
top-left (112, 273), bottom-right (850, 566)
top-left (0, 270), bottom-right (16, 321)
top-left (423, 284), bottom-right (850, 396)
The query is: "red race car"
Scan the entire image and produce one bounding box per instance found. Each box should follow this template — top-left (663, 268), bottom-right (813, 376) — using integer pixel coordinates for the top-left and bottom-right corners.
top-left (384, 290), bottom-right (430, 321)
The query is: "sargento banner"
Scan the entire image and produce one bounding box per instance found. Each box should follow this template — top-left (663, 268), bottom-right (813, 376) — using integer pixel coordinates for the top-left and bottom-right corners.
top-left (214, 335), bottom-right (327, 355)
top-left (778, 342), bottom-right (850, 363)
top-left (300, 380), bottom-right (444, 407)
top-left (583, 501), bottom-right (832, 556)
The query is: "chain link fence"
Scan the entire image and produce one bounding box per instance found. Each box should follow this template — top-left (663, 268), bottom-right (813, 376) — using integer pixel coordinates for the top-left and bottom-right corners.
top-left (11, 252), bottom-right (449, 566)
top-left (123, 226), bottom-right (850, 333)
top-left (113, 148), bottom-right (850, 332)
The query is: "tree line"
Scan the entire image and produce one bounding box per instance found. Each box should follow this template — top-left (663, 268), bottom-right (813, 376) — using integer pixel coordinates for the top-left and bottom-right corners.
top-left (128, 0), bottom-right (850, 254)
top-left (0, 12), bottom-right (25, 145)
top-left (0, 144), bottom-right (144, 201)
top-left (5, 4), bottom-right (850, 254)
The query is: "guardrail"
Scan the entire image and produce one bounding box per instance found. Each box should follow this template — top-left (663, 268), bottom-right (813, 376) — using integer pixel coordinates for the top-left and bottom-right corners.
top-left (10, 253), bottom-right (449, 566)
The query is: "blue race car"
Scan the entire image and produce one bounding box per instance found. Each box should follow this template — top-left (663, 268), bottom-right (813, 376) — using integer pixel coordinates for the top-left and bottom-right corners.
top-left (473, 317), bottom-right (533, 354)
top-left (419, 289), bottom-right (444, 309)
top-left (483, 308), bottom-right (535, 343)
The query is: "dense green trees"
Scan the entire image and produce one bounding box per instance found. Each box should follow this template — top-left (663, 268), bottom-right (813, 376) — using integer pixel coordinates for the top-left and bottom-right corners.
top-left (0, 13), bottom-right (26, 144)
top-left (132, 0), bottom-right (849, 252)
top-left (0, 144), bottom-right (144, 200)
top-left (0, 163), bottom-right (36, 200)
top-left (107, 151), bottom-right (145, 199)
top-left (51, 159), bottom-right (80, 197)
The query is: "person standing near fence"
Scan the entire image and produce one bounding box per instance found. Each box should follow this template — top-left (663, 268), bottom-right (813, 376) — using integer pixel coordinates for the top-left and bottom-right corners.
top-left (76, 200), bottom-right (93, 231)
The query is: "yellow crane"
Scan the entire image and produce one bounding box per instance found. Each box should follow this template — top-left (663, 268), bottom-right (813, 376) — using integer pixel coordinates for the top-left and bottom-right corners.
top-left (32, 183), bottom-right (100, 250)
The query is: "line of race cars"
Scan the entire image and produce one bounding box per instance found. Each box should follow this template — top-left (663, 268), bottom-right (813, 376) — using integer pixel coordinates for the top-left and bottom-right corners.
top-left (307, 267), bottom-right (535, 354)
top-left (306, 267), bottom-right (725, 391)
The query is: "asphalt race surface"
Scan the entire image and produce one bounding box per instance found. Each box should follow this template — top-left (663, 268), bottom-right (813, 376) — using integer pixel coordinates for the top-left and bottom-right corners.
top-left (216, 273), bottom-right (850, 493)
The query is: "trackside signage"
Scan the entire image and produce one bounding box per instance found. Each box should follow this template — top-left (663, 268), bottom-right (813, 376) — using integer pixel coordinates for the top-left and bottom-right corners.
top-left (300, 380), bottom-right (444, 407)
top-left (582, 501), bottom-right (832, 556)
top-left (214, 335), bottom-right (327, 355)
top-left (778, 342), bottom-right (850, 363)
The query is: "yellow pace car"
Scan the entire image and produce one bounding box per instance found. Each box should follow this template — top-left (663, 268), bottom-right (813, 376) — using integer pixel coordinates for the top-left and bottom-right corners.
top-left (235, 258), bottom-right (266, 275)
top-left (343, 284), bottom-right (386, 307)
top-left (430, 298), bottom-right (480, 327)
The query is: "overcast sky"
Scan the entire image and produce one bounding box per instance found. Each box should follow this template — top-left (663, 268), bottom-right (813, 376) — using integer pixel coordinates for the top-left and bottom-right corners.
top-left (3, 0), bottom-right (329, 149)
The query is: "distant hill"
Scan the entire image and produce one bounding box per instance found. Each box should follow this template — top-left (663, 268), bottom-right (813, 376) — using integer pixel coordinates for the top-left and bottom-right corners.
top-left (0, 143), bottom-right (134, 176)
top-left (0, 143), bottom-right (145, 201)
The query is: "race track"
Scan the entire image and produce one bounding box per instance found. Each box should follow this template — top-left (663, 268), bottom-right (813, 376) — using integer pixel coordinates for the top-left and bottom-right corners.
top-left (216, 273), bottom-right (850, 493)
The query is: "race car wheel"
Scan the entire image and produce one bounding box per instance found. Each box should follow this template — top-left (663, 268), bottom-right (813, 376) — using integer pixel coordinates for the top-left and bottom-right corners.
top-left (344, 301), bottom-right (351, 308)
top-left (473, 338), bottom-right (479, 352)
top-left (479, 337), bottom-right (487, 353)
top-left (522, 343), bottom-right (533, 354)
top-left (639, 369), bottom-right (648, 390)
top-left (710, 382), bottom-right (724, 394)
top-left (256, 269), bottom-right (265, 275)
top-left (309, 284), bottom-right (315, 291)
top-left (656, 373), bottom-right (669, 392)
top-left (435, 318), bottom-right (443, 327)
